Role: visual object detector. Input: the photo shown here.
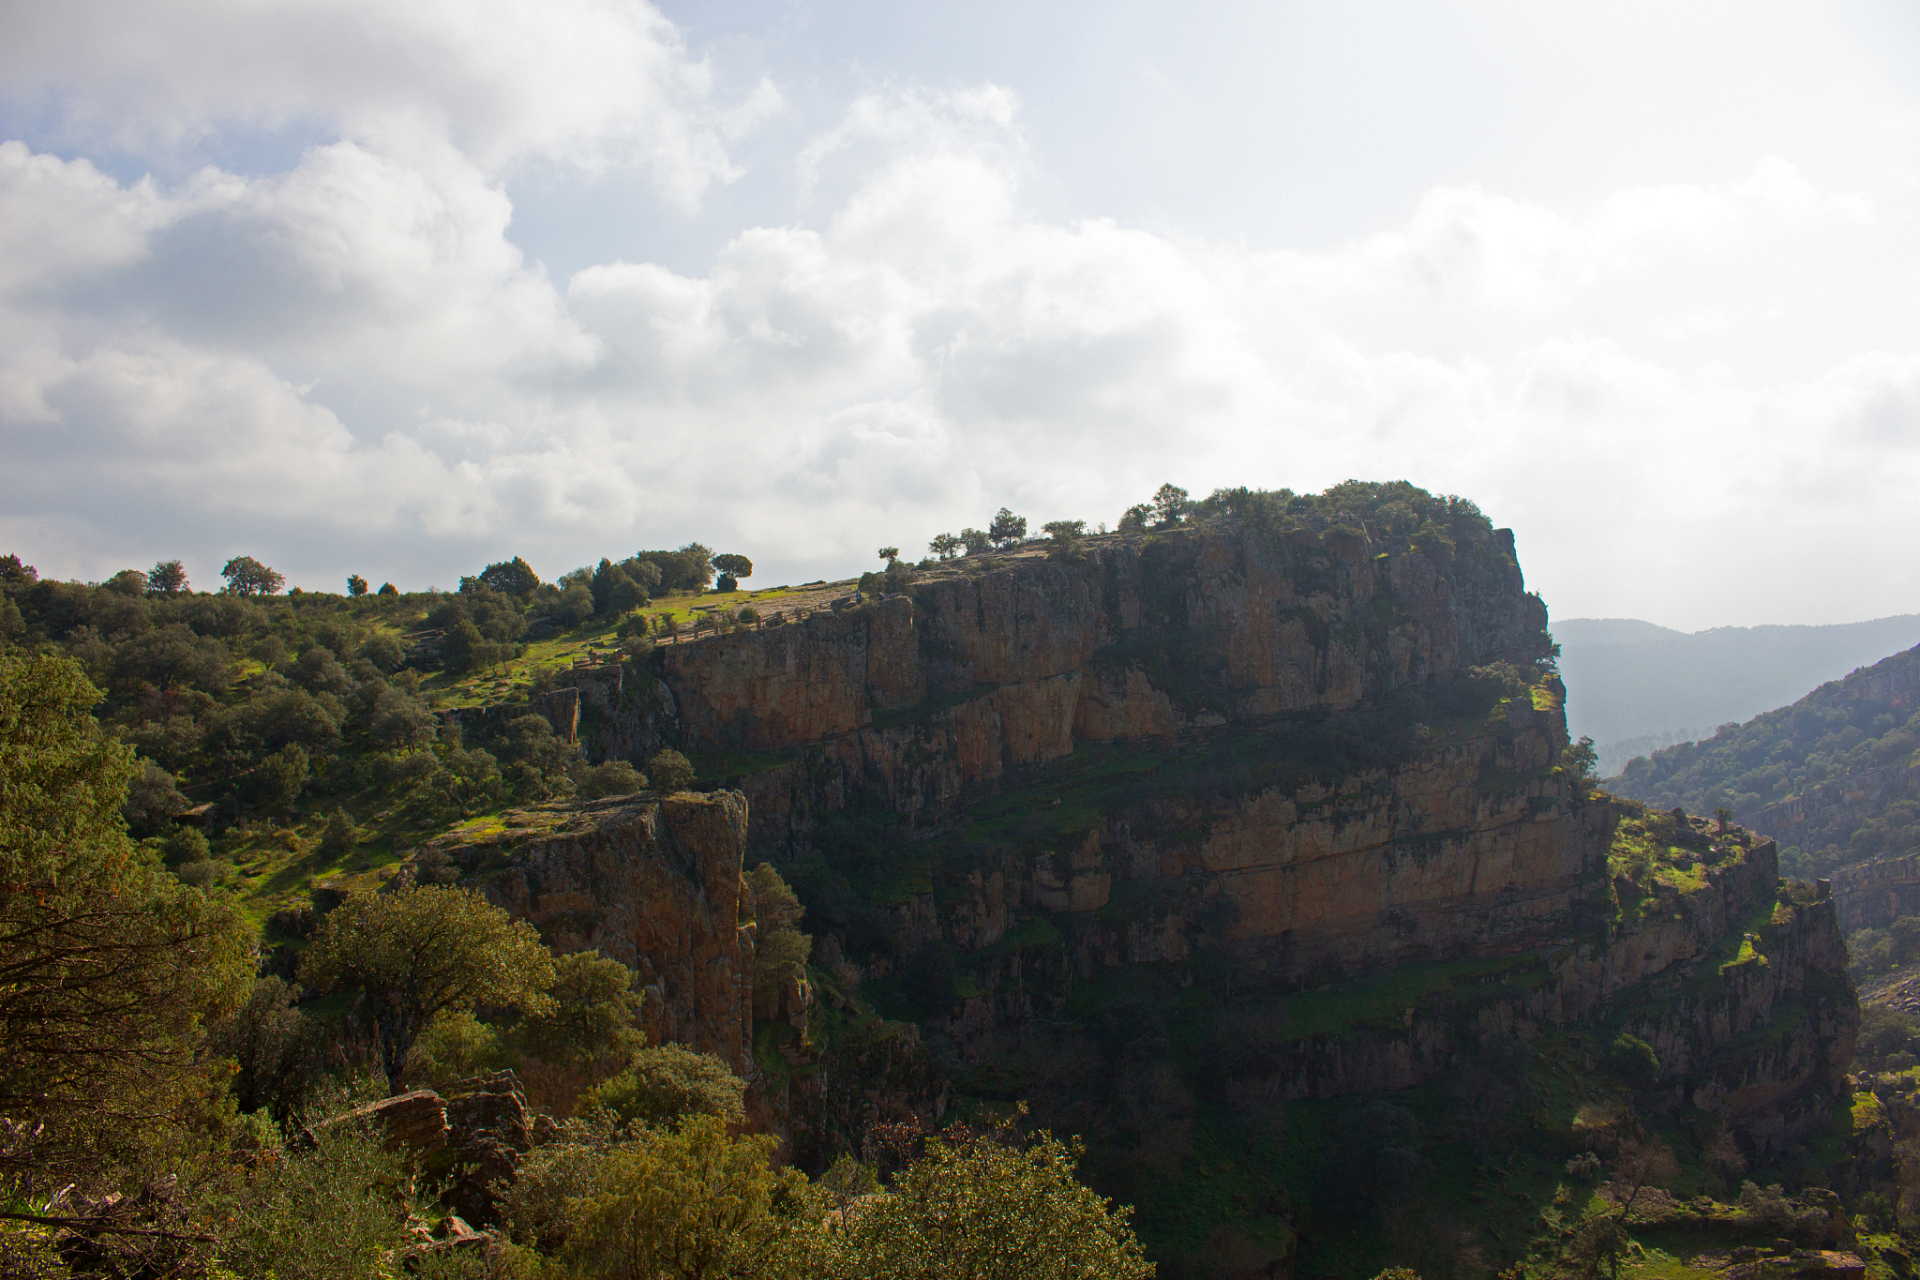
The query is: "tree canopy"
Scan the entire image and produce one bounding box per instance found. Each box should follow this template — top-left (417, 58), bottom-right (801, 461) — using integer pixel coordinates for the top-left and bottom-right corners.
top-left (298, 883), bottom-right (557, 1090)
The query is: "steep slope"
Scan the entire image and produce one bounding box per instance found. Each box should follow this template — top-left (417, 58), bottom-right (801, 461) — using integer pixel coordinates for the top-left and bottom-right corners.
top-left (1559, 613), bottom-right (1920, 774)
top-left (1610, 643), bottom-right (1920, 884)
top-left (443, 483), bottom-right (1860, 1276)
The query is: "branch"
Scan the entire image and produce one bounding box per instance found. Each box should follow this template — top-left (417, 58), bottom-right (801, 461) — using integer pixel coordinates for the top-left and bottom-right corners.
top-left (0, 1209), bottom-right (213, 1242)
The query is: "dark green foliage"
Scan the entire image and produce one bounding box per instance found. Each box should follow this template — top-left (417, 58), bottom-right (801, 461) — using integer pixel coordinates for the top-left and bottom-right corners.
top-left (358, 631), bottom-right (404, 671)
top-left (210, 976), bottom-right (324, 1120)
top-left (557, 581), bottom-right (595, 625)
top-left (346, 573), bottom-right (368, 596)
top-left (929, 532), bottom-right (962, 560)
top-left (645, 747), bottom-right (697, 792)
top-left (577, 758), bottom-right (646, 799)
top-left (1150, 483), bottom-right (1189, 527)
top-left (988, 507), bottom-right (1027, 548)
top-left (220, 555), bottom-right (284, 596)
top-left (577, 1044), bottom-right (748, 1129)
top-left (1856, 1004), bottom-right (1916, 1065)
top-left (959, 527), bottom-right (991, 555)
top-left (628, 543), bottom-right (714, 592)
top-left (747, 863), bottom-right (811, 994)
top-left (713, 553), bottom-right (753, 580)
top-left (516, 949), bottom-right (647, 1077)
top-left (1608, 1032), bottom-right (1661, 1086)
top-left (148, 559), bottom-right (188, 595)
top-left (477, 555), bottom-right (541, 597)
top-left (248, 743), bottom-right (310, 814)
top-left (220, 1114), bottom-right (412, 1279)
top-left (122, 757), bottom-right (189, 835)
top-left (376, 581), bottom-right (398, 596)
top-left (161, 825), bottom-right (211, 867)
top-left (318, 805), bottom-right (357, 859)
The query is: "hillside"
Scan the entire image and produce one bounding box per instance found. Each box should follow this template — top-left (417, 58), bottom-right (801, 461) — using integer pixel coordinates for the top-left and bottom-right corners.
top-left (1, 480), bottom-right (1896, 1279)
top-left (1609, 642), bottom-right (1920, 883)
top-left (1558, 612), bottom-right (1920, 774)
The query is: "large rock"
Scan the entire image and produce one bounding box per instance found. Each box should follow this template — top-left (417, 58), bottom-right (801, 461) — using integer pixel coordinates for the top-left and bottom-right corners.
top-left (428, 793), bottom-right (755, 1074)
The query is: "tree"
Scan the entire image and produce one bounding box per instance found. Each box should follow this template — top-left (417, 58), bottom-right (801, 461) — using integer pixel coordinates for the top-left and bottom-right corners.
top-left (988, 508), bottom-right (1027, 548)
top-left (747, 863), bottom-right (811, 1001)
top-left (1150, 483), bottom-right (1191, 527)
top-left (578, 758), bottom-right (647, 800)
top-left (578, 1045), bottom-right (748, 1130)
top-left (877, 547), bottom-right (900, 566)
top-left (1117, 503), bottom-right (1153, 532)
top-left (318, 806), bottom-right (358, 860)
top-left (248, 742), bottom-right (310, 815)
top-left (814, 1129), bottom-right (1153, 1280)
top-left (298, 884), bottom-right (557, 1091)
top-left (516, 950), bottom-right (647, 1078)
top-left (1042, 520), bottom-right (1086, 553)
top-left (220, 555), bottom-right (284, 596)
top-left (0, 651), bottom-right (252, 1178)
top-left (928, 533), bottom-right (961, 561)
top-left (959, 528), bottom-right (992, 556)
top-left (1608, 1033), bottom-right (1661, 1087)
top-left (646, 748), bottom-right (697, 793)
top-left (147, 559), bottom-right (188, 596)
top-left (1564, 736), bottom-right (1599, 793)
top-left (478, 556), bottom-right (542, 597)
top-left (376, 582), bottom-right (398, 596)
top-left (712, 554), bottom-right (754, 581)
top-left (555, 1115), bottom-right (810, 1280)
top-left (106, 568), bottom-right (148, 596)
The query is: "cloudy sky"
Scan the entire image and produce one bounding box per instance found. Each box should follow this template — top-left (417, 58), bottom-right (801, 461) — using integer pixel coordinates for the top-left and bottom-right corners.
top-left (3, 0), bottom-right (1919, 630)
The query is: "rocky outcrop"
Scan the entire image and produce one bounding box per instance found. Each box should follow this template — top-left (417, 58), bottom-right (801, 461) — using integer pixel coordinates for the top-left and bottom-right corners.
top-left (1831, 854), bottom-right (1920, 931)
top-left (426, 793), bottom-right (755, 1075)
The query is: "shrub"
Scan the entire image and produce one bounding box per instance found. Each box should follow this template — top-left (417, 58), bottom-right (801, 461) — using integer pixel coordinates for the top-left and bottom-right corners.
top-left (318, 806), bottom-right (357, 860)
top-left (578, 759), bottom-right (646, 800)
top-left (1609, 1033), bottom-right (1661, 1086)
top-left (645, 748), bottom-right (697, 793)
top-left (516, 950), bottom-right (647, 1079)
top-left (221, 1114), bottom-right (411, 1280)
top-left (408, 1009), bottom-right (511, 1085)
top-left (577, 1045), bottom-right (747, 1130)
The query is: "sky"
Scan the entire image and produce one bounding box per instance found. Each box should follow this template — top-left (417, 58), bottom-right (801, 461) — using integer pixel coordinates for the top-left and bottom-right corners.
top-left (3, 0), bottom-right (1919, 631)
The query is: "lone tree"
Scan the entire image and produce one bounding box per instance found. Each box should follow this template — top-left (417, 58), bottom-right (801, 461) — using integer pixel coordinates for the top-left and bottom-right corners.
top-left (1150, 483), bottom-right (1191, 528)
top-left (220, 555), bottom-right (284, 596)
top-left (928, 533), bottom-right (961, 561)
top-left (299, 884), bottom-right (556, 1091)
top-left (712, 553), bottom-right (753, 581)
top-left (1042, 520), bottom-right (1086, 547)
top-left (147, 559), bottom-right (188, 595)
top-left (347, 574), bottom-right (369, 597)
top-left (988, 508), bottom-right (1027, 549)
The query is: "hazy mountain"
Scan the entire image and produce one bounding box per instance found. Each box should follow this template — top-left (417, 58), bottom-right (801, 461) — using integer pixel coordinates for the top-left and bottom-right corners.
top-left (1558, 612), bottom-right (1920, 774)
top-left (1608, 641), bottom-right (1920, 881)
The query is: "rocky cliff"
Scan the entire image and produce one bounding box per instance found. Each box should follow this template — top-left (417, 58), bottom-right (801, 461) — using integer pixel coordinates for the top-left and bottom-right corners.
top-left (426, 793), bottom-right (756, 1075)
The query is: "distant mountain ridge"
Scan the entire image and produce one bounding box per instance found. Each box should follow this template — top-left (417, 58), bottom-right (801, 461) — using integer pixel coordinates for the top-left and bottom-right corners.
top-left (1607, 641), bottom-right (1920, 884)
top-left (1558, 611), bottom-right (1920, 774)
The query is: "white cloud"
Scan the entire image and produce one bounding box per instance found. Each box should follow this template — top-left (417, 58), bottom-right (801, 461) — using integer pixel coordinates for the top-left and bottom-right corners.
top-left (0, 0), bottom-right (767, 204)
top-left (2, 68), bottom-right (1919, 628)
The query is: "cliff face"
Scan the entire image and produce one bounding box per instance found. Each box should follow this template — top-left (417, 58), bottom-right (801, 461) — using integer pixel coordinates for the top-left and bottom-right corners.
top-left (426, 794), bottom-right (756, 1075)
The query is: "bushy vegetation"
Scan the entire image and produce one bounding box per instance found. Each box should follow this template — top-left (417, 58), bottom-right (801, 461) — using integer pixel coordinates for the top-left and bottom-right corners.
top-left (1612, 643), bottom-right (1920, 879)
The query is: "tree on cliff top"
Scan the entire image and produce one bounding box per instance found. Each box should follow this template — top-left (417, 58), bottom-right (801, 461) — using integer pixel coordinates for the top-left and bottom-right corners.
top-left (299, 884), bottom-right (556, 1091)
top-left (988, 508), bottom-right (1027, 548)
